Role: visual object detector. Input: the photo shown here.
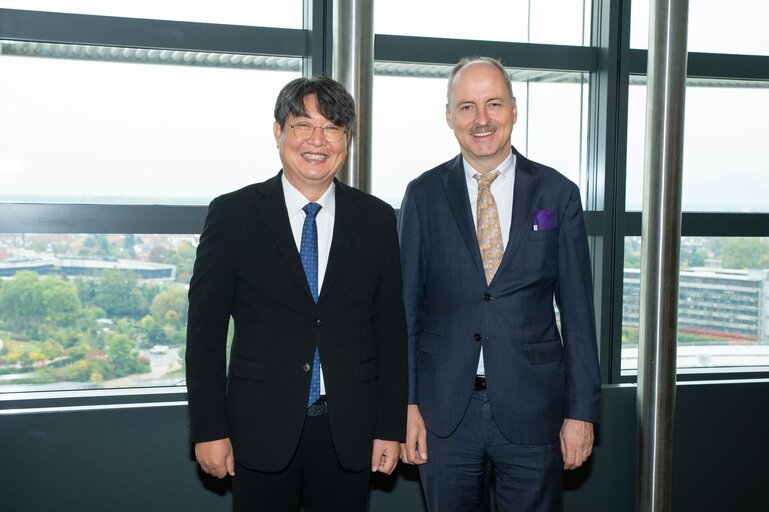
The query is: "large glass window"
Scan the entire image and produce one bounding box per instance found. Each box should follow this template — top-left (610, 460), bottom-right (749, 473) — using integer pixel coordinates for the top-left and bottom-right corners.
top-left (0, 233), bottom-right (198, 391)
top-left (0, 1), bottom-right (303, 28)
top-left (622, 236), bottom-right (769, 374)
top-left (630, 0), bottom-right (769, 56)
top-left (375, 0), bottom-right (591, 46)
top-left (0, 4), bottom-right (305, 395)
top-left (625, 78), bottom-right (769, 212)
top-left (0, 45), bottom-right (300, 204)
top-left (4, 1), bottom-right (766, 398)
top-left (372, 64), bottom-right (588, 207)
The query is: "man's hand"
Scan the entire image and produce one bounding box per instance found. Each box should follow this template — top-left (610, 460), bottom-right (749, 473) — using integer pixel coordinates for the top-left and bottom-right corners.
top-left (399, 404), bottom-right (428, 465)
top-left (371, 439), bottom-right (400, 475)
top-left (195, 438), bottom-right (235, 478)
top-left (560, 419), bottom-right (594, 470)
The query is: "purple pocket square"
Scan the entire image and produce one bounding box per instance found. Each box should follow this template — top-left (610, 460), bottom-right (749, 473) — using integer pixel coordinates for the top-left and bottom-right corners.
top-left (532, 209), bottom-right (556, 231)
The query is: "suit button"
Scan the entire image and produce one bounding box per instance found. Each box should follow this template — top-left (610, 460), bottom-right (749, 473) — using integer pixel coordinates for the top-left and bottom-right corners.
top-left (314, 318), bottom-right (322, 327)
top-left (303, 363), bottom-right (311, 373)
top-left (474, 333), bottom-right (482, 341)
top-left (483, 293), bottom-right (492, 301)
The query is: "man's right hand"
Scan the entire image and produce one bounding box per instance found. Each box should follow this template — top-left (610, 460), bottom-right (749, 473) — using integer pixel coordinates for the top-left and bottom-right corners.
top-left (195, 438), bottom-right (235, 478)
top-left (400, 404), bottom-right (428, 465)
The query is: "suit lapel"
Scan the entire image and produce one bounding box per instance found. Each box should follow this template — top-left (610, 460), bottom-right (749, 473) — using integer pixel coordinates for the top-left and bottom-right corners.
top-left (319, 179), bottom-right (361, 302)
top-left (441, 155), bottom-right (485, 278)
top-left (493, 150), bottom-right (539, 284)
top-left (253, 172), bottom-right (314, 301)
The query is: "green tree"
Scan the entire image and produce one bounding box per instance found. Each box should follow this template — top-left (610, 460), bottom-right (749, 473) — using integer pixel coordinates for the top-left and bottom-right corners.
top-left (67, 342), bottom-right (91, 360)
top-left (41, 339), bottom-right (66, 360)
top-left (624, 251), bottom-right (641, 268)
top-left (178, 345), bottom-right (186, 373)
top-left (0, 272), bottom-right (83, 339)
top-left (51, 242), bottom-right (70, 255)
top-left (148, 245), bottom-right (169, 263)
top-left (29, 239), bottom-right (47, 252)
top-left (95, 235), bottom-right (110, 256)
top-left (148, 323), bottom-right (169, 346)
top-left (0, 271), bottom-right (44, 335)
top-left (91, 270), bottom-right (148, 318)
top-left (40, 276), bottom-right (82, 328)
top-left (75, 277), bottom-right (98, 306)
top-left (681, 246), bottom-right (708, 268)
top-left (63, 359), bottom-right (92, 382)
top-left (165, 241), bottom-right (196, 283)
top-left (721, 238), bottom-right (769, 269)
top-left (624, 237), bottom-right (642, 267)
top-left (123, 234), bottom-right (137, 258)
top-left (106, 333), bottom-right (150, 378)
top-left (150, 287), bottom-right (189, 327)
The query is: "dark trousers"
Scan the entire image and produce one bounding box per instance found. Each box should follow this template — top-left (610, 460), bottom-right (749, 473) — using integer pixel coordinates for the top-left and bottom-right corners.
top-left (233, 413), bottom-right (370, 512)
top-left (419, 390), bottom-right (563, 512)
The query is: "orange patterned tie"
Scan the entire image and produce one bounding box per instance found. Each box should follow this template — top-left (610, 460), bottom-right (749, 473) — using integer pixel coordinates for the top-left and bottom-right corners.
top-left (474, 171), bottom-right (503, 284)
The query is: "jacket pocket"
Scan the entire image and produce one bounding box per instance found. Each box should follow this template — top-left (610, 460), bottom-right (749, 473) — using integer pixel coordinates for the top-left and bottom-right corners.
top-left (418, 331), bottom-right (442, 354)
top-left (527, 340), bottom-right (563, 364)
top-left (359, 358), bottom-right (378, 381)
top-left (229, 355), bottom-right (266, 381)
top-left (529, 229), bottom-right (558, 241)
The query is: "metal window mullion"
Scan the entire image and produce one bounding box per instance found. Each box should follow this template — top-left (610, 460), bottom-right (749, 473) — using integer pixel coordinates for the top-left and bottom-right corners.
top-left (374, 35), bottom-right (596, 72)
top-left (588, 0), bottom-right (632, 385)
top-left (629, 48), bottom-right (769, 81)
top-left (0, 204), bottom-right (207, 234)
top-left (0, 8), bottom-right (306, 57)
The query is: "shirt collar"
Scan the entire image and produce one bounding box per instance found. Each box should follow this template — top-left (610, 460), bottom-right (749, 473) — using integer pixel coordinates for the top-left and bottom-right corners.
top-left (281, 174), bottom-right (336, 218)
top-left (463, 150), bottom-right (517, 184)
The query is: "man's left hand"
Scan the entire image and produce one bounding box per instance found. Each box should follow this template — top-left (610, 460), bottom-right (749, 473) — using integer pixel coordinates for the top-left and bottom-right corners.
top-left (560, 418), bottom-right (594, 470)
top-left (371, 439), bottom-right (400, 475)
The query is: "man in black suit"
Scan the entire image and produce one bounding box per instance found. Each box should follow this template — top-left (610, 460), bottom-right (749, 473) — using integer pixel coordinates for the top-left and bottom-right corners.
top-left (398, 57), bottom-right (601, 511)
top-left (186, 75), bottom-right (407, 511)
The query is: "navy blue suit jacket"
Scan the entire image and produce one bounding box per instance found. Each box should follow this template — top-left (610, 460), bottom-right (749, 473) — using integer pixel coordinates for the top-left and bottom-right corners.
top-left (398, 147), bottom-right (601, 444)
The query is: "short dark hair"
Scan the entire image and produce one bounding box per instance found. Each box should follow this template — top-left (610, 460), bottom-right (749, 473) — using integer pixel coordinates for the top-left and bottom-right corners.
top-left (274, 75), bottom-right (356, 131)
top-left (446, 56), bottom-right (515, 106)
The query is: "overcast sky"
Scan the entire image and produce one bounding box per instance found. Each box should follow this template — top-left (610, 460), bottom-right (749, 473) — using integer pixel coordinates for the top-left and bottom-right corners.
top-left (0, 0), bottom-right (767, 211)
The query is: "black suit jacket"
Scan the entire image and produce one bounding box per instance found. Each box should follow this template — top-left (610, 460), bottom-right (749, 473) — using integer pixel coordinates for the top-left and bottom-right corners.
top-left (186, 172), bottom-right (408, 472)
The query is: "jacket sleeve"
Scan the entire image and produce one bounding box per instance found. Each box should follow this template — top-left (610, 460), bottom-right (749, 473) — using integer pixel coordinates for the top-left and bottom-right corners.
top-left (554, 185), bottom-right (602, 424)
top-left (371, 208), bottom-right (409, 441)
top-left (397, 182), bottom-right (426, 405)
top-left (185, 197), bottom-right (236, 443)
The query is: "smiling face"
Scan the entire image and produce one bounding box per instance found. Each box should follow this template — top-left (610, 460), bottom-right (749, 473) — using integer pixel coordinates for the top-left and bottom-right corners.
top-left (446, 61), bottom-right (517, 173)
top-left (274, 93), bottom-right (348, 200)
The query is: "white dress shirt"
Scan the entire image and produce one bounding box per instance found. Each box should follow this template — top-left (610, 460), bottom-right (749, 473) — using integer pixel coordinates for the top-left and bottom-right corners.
top-left (463, 151), bottom-right (517, 376)
top-left (282, 174), bottom-right (335, 394)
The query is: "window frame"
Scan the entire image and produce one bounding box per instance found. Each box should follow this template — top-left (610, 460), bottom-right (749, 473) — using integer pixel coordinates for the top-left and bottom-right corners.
top-left (3, 0), bottom-right (769, 410)
top-left (0, 5), bottom-right (324, 409)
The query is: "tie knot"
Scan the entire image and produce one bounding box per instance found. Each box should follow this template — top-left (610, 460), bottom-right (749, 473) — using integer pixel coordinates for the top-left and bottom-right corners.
top-left (474, 170), bottom-right (500, 190)
top-left (303, 202), bottom-right (322, 218)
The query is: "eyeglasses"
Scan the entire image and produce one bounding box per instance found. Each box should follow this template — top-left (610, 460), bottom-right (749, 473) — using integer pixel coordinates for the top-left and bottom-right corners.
top-left (289, 122), bottom-right (346, 143)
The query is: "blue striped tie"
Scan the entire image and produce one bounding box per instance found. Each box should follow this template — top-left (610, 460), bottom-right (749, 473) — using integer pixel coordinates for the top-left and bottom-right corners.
top-left (301, 203), bottom-right (322, 407)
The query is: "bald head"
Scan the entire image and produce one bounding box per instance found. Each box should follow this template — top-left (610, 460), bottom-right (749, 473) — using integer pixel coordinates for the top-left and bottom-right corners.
top-left (447, 56), bottom-right (514, 107)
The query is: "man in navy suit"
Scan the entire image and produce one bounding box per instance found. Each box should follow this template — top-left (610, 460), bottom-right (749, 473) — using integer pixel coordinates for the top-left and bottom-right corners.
top-left (186, 75), bottom-right (407, 511)
top-left (398, 57), bottom-right (601, 511)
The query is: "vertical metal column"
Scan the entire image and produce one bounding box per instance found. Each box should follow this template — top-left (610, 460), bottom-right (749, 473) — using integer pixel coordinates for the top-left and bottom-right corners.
top-left (332, 0), bottom-right (374, 191)
top-left (636, 0), bottom-right (689, 511)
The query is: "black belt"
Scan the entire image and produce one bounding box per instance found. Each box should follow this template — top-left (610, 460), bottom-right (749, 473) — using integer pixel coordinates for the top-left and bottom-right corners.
top-left (307, 396), bottom-right (328, 417)
top-left (474, 376), bottom-right (487, 390)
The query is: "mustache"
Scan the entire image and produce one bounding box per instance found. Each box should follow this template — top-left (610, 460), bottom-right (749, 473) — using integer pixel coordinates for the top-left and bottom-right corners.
top-left (469, 124), bottom-right (496, 135)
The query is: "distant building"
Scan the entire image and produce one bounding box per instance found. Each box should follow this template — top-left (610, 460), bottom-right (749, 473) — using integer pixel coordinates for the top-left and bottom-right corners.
top-left (0, 259), bottom-right (55, 277)
top-left (0, 257), bottom-right (175, 281)
top-left (623, 267), bottom-right (768, 342)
